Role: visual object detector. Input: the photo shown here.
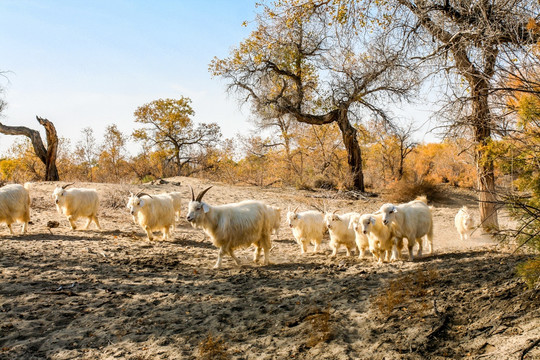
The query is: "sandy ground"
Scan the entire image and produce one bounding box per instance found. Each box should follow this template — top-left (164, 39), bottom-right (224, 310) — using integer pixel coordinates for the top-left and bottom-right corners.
top-left (0, 178), bottom-right (538, 360)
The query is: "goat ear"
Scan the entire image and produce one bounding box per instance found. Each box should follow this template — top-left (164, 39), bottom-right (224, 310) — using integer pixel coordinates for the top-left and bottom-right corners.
top-left (202, 203), bottom-right (210, 213)
top-left (139, 199), bottom-right (145, 207)
top-left (370, 216), bottom-right (376, 225)
top-left (391, 207), bottom-right (398, 213)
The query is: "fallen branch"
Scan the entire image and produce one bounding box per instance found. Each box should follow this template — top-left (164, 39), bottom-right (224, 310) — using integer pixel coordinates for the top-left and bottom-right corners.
top-left (428, 300), bottom-right (450, 339)
top-left (520, 338), bottom-right (540, 360)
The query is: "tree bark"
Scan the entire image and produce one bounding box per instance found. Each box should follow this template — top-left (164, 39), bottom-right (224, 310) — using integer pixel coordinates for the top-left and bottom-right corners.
top-left (336, 111), bottom-right (365, 191)
top-left (36, 116), bottom-right (59, 181)
top-left (472, 91), bottom-right (500, 231)
top-left (0, 116), bottom-right (59, 181)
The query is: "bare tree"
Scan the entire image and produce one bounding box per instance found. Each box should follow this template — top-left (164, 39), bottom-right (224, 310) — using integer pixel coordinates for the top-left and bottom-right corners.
top-left (0, 116), bottom-right (59, 181)
top-left (394, 123), bottom-right (418, 180)
top-left (210, 3), bottom-right (417, 191)
top-left (75, 127), bottom-right (98, 181)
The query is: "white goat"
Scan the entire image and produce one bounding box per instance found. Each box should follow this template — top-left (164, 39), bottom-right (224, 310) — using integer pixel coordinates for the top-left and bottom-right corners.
top-left (186, 186), bottom-right (273, 268)
top-left (348, 214), bottom-right (371, 259)
top-left (0, 183), bottom-right (31, 235)
top-left (127, 191), bottom-right (175, 241)
top-left (167, 192), bottom-right (183, 220)
top-left (268, 205), bottom-right (282, 237)
top-left (455, 206), bottom-right (474, 241)
top-left (52, 183), bottom-right (101, 230)
top-left (129, 191), bottom-right (182, 225)
top-left (379, 196), bottom-right (433, 261)
top-left (324, 211), bottom-right (358, 257)
top-left (286, 208), bottom-right (325, 254)
top-left (351, 213), bottom-right (400, 263)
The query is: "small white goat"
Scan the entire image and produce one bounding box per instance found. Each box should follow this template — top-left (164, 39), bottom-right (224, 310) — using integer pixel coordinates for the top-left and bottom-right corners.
top-left (286, 208), bottom-right (325, 254)
top-left (351, 213), bottom-right (399, 263)
top-left (52, 183), bottom-right (101, 230)
top-left (268, 205), bottom-right (282, 237)
top-left (379, 196), bottom-right (433, 261)
top-left (348, 214), bottom-right (371, 259)
top-left (324, 211), bottom-right (358, 257)
top-left (186, 186), bottom-right (273, 268)
top-left (0, 183), bottom-right (31, 235)
top-left (455, 206), bottom-right (474, 241)
top-left (127, 191), bottom-right (175, 241)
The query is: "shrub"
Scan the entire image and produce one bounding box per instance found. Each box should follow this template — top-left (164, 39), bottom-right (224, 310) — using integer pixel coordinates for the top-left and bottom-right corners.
top-left (383, 178), bottom-right (443, 203)
top-left (516, 257), bottom-right (540, 289)
top-left (197, 333), bottom-right (230, 360)
top-left (102, 187), bottom-right (131, 209)
top-left (313, 176), bottom-right (337, 190)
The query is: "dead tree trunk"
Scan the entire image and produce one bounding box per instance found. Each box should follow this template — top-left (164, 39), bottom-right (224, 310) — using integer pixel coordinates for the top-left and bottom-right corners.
top-left (0, 116), bottom-right (59, 181)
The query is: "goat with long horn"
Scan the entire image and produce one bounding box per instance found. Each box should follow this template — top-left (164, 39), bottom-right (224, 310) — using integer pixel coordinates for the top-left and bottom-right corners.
top-left (61, 182), bottom-right (75, 189)
top-left (186, 185), bottom-right (274, 268)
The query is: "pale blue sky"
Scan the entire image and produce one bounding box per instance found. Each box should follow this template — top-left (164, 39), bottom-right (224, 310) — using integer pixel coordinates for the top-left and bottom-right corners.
top-left (0, 0), bottom-right (258, 153)
top-left (0, 0), bottom-right (437, 156)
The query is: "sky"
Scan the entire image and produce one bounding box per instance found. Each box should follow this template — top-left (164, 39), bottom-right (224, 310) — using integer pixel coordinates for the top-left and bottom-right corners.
top-left (0, 0), bottom-right (438, 156)
top-left (0, 0), bottom-right (260, 154)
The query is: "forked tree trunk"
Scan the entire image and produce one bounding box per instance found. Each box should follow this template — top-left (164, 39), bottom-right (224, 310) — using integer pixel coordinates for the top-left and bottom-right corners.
top-left (293, 109), bottom-right (365, 192)
top-left (336, 111), bottom-right (365, 192)
top-left (0, 116), bottom-right (59, 181)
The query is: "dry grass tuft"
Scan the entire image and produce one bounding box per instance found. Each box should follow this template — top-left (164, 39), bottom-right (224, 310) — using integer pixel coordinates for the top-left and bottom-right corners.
top-left (197, 333), bottom-right (230, 360)
top-left (373, 267), bottom-right (440, 317)
top-left (305, 306), bottom-right (334, 348)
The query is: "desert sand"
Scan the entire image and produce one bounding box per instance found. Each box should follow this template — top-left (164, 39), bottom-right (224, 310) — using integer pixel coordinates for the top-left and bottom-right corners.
top-left (0, 178), bottom-right (538, 359)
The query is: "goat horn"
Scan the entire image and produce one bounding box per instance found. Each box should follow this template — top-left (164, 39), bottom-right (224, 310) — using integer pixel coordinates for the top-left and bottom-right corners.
top-left (293, 206), bottom-right (299, 213)
top-left (332, 209), bottom-right (339, 215)
top-left (196, 186), bottom-right (213, 202)
top-left (189, 185), bottom-right (195, 201)
top-left (61, 182), bottom-right (75, 189)
top-left (135, 191), bottom-right (153, 198)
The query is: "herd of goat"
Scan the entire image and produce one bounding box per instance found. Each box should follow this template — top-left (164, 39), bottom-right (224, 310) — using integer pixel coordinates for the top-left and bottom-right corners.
top-left (0, 182), bottom-right (476, 268)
